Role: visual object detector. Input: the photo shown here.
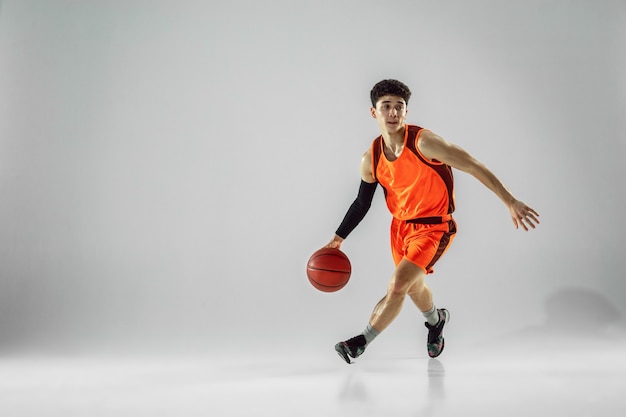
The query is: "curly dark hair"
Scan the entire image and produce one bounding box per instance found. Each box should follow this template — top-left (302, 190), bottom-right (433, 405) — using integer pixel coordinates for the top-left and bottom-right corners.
top-left (370, 79), bottom-right (412, 107)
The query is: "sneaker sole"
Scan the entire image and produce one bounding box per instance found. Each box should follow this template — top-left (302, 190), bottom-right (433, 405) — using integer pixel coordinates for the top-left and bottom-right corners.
top-left (335, 343), bottom-right (353, 364)
top-left (428, 339), bottom-right (445, 358)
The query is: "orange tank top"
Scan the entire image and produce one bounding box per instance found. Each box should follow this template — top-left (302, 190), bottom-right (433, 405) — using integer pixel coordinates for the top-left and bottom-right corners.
top-left (372, 125), bottom-right (455, 221)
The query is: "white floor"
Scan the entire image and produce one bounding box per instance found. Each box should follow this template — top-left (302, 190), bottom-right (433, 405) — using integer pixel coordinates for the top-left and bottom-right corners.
top-left (0, 336), bottom-right (624, 417)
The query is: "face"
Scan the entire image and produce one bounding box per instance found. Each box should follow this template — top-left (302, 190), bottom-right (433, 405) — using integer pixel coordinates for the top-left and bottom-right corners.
top-left (370, 95), bottom-right (407, 135)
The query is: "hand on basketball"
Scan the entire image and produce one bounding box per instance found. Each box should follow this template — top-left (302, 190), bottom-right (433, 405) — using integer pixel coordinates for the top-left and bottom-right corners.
top-left (509, 200), bottom-right (540, 231)
top-left (325, 235), bottom-right (344, 249)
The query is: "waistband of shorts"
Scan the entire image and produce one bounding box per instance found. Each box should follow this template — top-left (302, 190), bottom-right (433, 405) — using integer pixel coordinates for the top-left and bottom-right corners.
top-left (405, 214), bottom-right (453, 225)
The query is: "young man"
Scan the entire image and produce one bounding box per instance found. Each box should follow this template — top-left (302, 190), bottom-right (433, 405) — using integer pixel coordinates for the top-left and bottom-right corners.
top-left (327, 79), bottom-right (539, 364)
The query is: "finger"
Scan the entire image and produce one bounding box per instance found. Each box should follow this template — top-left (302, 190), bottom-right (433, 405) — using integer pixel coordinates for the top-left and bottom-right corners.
top-left (528, 213), bottom-right (540, 224)
top-left (518, 216), bottom-right (529, 231)
top-left (527, 207), bottom-right (540, 217)
top-left (519, 219), bottom-right (528, 232)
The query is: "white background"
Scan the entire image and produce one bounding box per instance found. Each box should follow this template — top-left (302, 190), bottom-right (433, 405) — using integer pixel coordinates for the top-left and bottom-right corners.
top-left (1, 0), bottom-right (625, 357)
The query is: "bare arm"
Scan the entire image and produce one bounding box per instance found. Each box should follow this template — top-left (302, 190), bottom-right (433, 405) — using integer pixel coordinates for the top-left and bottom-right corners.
top-left (418, 130), bottom-right (539, 231)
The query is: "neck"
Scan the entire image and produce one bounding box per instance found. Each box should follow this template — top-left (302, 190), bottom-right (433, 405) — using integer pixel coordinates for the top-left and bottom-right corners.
top-left (382, 125), bottom-right (405, 151)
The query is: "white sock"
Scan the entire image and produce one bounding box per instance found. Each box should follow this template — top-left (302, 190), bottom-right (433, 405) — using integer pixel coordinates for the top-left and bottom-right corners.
top-left (422, 305), bottom-right (439, 326)
top-left (362, 323), bottom-right (380, 346)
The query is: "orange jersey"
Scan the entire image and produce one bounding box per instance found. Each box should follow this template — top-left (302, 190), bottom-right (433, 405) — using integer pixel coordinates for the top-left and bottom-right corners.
top-left (372, 125), bottom-right (455, 221)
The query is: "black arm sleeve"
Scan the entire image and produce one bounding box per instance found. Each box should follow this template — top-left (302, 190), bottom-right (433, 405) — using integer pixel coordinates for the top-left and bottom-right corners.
top-left (335, 180), bottom-right (378, 239)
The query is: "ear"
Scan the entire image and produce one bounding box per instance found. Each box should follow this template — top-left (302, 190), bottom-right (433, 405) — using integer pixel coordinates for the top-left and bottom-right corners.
top-left (370, 107), bottom-right (377, 118)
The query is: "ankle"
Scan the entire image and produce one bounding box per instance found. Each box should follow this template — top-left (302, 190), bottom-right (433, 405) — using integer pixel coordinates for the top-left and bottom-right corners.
top-left (362, 323), bottom-right (380, 346)
top-left (422, 305), bottom-right (439, 326)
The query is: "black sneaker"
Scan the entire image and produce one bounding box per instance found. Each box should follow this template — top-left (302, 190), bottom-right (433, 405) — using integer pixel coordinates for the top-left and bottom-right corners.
top-left (335, 335), bottom-right (366, 364)
top-left (424, 309), bottom-right (450, 358)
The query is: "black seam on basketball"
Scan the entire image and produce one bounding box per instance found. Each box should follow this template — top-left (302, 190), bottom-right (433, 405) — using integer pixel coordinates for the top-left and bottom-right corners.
top-left (307, 267), bottom-right (351, 273)
top-left (309, 280), bottom-right (346, 289)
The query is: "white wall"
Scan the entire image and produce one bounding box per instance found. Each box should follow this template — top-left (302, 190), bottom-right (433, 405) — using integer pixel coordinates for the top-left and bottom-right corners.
top-left (1, 0), bottom-right (624, 355)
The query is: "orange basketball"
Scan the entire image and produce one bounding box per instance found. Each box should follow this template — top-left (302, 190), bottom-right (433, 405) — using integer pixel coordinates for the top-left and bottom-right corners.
top-left (306, 248), bottom-right (351, 292)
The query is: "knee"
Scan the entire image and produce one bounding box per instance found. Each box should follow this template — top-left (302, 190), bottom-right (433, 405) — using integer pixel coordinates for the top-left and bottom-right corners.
top-left (406, 280), bottom-right (426, 298)
top-left (388, 260), bottom-right (426, 297)
top-left (388, 274), bottom-right (417, 297)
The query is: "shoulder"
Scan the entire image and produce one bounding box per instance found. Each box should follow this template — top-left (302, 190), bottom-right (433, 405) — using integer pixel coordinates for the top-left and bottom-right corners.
top-left (361, 148), bottom-right (373, 165)
top-left (417, 130), bottom-right (448, 158)
top-left (416, 129), bottom-right (441, 146)
top-left (417, 130), bottom-right (477, 169)
top-left (360, 148), bottom-right (376, 183)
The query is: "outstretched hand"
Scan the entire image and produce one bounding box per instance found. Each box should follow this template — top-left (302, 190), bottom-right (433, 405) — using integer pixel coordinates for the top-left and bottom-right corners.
top-left (509, 200), bottom-right (540, 231)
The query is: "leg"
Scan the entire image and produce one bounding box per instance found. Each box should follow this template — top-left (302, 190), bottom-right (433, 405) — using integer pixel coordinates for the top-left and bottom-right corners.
top-left (369, 258), bottom-right (426, 332)
top-left (335, 222), bottom-right (455, 363)
top-left (372, 258), bottom-right (450, 359)
top-left (407, 279), bottom-right (434, 313)
top-left (335, 258), bottom-right (425, 364)
top-left (405, 262), bottom-right (450, 359)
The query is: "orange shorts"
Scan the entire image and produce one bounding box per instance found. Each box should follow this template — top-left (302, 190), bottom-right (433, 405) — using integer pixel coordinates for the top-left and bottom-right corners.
top-left (389, 217), bottom-right (457, 274)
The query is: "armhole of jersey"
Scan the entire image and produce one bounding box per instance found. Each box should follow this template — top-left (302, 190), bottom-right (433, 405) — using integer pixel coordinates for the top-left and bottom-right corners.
top-left (371, 137), bottom-right (382, 182)
top-left (414, 128), bottom-right (445, 166)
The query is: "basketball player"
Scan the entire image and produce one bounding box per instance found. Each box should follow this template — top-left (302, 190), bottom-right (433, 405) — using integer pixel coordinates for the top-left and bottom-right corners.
top-left (327, 79), bottom-right (539, 364)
